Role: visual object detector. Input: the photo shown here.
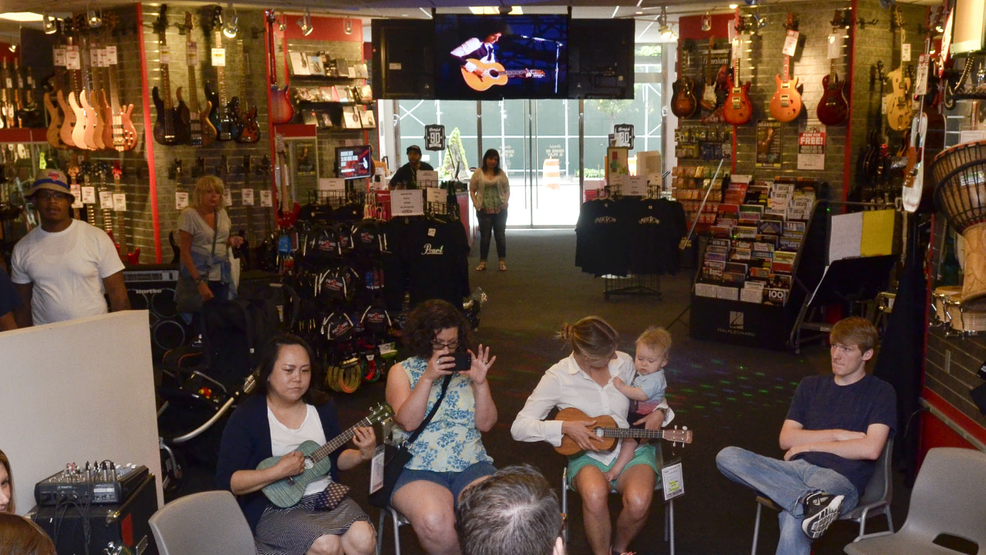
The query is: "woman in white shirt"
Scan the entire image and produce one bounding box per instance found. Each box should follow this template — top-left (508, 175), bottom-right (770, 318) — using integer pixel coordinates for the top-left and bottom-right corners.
top-left (511, 317), bottom-right (669, 555)
top-left (178, 176), bottom-right (244, 306)
top-left (469, 149), bottom-right (510, 271)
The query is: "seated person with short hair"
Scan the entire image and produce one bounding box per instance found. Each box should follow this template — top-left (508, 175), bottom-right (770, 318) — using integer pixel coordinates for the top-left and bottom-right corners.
top-left (0, 513), bottom-right (56, 555)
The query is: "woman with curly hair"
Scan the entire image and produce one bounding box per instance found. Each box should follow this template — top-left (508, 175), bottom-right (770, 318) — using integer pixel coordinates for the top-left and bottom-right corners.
top-left (385, 299), bottom-right (498, 555)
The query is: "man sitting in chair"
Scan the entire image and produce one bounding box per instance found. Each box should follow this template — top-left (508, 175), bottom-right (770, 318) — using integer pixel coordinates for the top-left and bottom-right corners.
top-left (716, 317), bottom-right (896, 555)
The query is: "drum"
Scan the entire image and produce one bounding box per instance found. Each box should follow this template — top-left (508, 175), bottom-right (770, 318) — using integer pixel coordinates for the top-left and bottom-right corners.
top-left (944, 291), bottom-right (986, 332)
top-left (933, 286), bottom-right (962, 326)
top-left (931, 141), bottom-right (986, 307)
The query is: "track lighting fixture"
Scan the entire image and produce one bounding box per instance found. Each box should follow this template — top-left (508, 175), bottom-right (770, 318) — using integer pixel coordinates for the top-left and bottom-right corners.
top-left (43, 11), bottom-right (57, 34)
top-left (750, 12), bottom-right (767, 30)
top-left (223, 6), bottom-right (239, 38)
top-left (8, 43), bottom-right (16, 53)
top-left (744, 0), bottom-right (759, 5)
top-left (658, 7), bottom-right (676, 40)
top-left (298, 9), bottom-right (313, 37)
top-left (276, 11), bottom-right (287, 32)
top-left (87, 5), bottom-right (102, 28)
top-left (702, 11), bottom-right (712, 32)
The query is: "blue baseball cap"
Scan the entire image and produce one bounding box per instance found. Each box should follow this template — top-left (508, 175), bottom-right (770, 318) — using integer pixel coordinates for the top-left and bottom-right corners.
top-left (27, 169), bottom-right (74, 201)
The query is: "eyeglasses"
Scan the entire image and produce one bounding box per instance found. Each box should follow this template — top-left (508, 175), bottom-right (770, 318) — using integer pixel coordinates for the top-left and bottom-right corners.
top-left (34, 191), bottom-right (71, 202)
top-left (431, 338), bottom-right (459, 350)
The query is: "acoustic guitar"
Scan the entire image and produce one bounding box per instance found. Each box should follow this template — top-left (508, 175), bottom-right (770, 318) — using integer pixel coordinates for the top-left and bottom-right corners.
top-left (459, 59), bottom-right (545, 92)
top-left (266, 10), bottom-right (294, 125)
top-left (723, 34), bottom-right (752, 126)
top-left (553, 407), bottom-right (693, 456)
top-left (769, 13), bottom-right (803, 123)
top-left (885, 7), bottom-right (913, 132)
top-left (258, 403), bottom-right (393, 508)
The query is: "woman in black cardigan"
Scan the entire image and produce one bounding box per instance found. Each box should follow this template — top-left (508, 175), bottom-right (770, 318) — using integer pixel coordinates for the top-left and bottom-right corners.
top-left (217, 334), bottom-right (377, 555)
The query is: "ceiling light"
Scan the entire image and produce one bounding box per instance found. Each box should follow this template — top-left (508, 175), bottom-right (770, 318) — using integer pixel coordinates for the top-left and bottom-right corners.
top-left (637, 11), bottom-right (644, 15)
top-left (43, 12), bottom-right (57, 34)
top-left (298, 9), bottom-right (313, 37)
top-left (469, 6), bottom-right (522, 15)
top-left (222, 6), bottom-right (238, 38)
top-left (729, 3), bottom-right (739, 9)
top-left (0, 12), bottom-right (43, 23)
top-left (276, 11), bottom-right (286, 32)
top-left (702, 11), bottom-right (712, 31)
top-left (87, 6), bottom-right (102, 28)
top-left (419, 7), bottom-right (433, 19)
top-left (744, 0), bottom-right (759, 5)
top-left (8, 44), bottom-right (17, 53)
top-left (658, 6), bottom-right (676, 40)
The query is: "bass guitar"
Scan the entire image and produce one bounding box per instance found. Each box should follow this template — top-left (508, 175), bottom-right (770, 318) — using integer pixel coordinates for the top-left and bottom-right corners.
top-left (258, 403), bottom-right (393, 508)
top-left (553, 407), bottom-right (693, 456)
top-left (113, 162), bottom-right (139, 264)
top-left (723, 33), bottom-right (752, 125)
top-left (885, 7), bottom-right (912, 132)
top-left (235, 50), bottom-right (261, 143)
top-left (43, 74), bottom-right (63, 148)
top-left (184, 11), bottom-right (217, 147)
top-left (152, 5), bottom-right (191, 146)
top-left (460, 59), bottom-right (545, 92)
top-left (105, 18), bottom-right (137, 151)
top-left (266, 10), bottom-right (294, 125)
top-left (205, 6), bottom-right (241, 141)
top-left (816, 11), bottom-right (849, 126)
top-left (769, 13), bottom-right (803, 123)
top-left (57, 17), bottom-right (78, 148)
top-left (670, 41), bottom-right (697, 118)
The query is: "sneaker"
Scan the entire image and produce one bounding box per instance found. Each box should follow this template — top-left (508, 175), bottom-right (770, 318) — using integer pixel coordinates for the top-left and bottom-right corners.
top-left (800, 491), bottom-right (844, 539)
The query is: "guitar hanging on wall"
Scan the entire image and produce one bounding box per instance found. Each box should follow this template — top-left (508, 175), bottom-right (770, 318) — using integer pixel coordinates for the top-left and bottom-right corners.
top-left (700, 37), bottom-right (719, 112)
top-left (816, 10), bottom-right (850, 126)
top-left (266, 9), bottom-right (294, 125)
top-left (57, 17), bottom-right (78, 149)
top-left (235, 50), bottom-right (261, 143)
top-left (885, 6), bottom-right (913, 132)
top-left (185, 11), bottom-right (217, 147)
top-left (105, 16), bottom-right (137, 151)
top-left (670, 41), bottom-right (698, 118)
top-left (206, 6), bottom-right (241, 141)
top-left (768, 13), bottom-right (803, 123)
top-left (152, 5), bottom-right (192, 146)
top-left (723, 33), bottom-right (752, 125)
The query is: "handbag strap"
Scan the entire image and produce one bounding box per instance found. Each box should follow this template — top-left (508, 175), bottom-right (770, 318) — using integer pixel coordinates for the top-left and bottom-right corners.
top-left (210, 210), bottom-right (219, 256)
top-left (403, 374), bottom-right (452, 446)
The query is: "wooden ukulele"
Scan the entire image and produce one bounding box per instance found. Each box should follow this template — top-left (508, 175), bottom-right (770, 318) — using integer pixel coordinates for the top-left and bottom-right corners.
top-left (152, 5), bottom-right (191, 146)
top-left (258, 403), bottom-right (392, 508)
top-left (700, 37), bottom-right (718, 111)
top-left (266, 10), bottom-right (294, 125)
top-left (885, 7), bottom-right (913, 132)
top-left (185, 11), bottom-right (217, 147)
top-left (235, 50), bottom-right (261, 143)
top-left (105, 18), bottom-right (137, 151)
top-left (723, 34), bottom-right (752, 125)
top-left (769, 13), bottom-right (803, 123)
top-left (459, 59), bottom-right (545, 92)
top-left (554, 407), bottom-right (693, 456)
top-left (670, 41), bottom-right (698, 118)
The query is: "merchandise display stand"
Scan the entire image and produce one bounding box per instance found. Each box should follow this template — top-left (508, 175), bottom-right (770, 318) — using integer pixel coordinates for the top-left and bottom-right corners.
top-left (603, 274), bottom-right (662, 300)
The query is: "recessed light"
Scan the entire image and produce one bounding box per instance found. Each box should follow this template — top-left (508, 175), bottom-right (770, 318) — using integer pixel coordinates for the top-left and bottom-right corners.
top-left (401, 13), bottom-right (409, 17)
top-left (0, 12), bottom-right (44, 23)
top-left (729, 4), bottom-right (739, 9)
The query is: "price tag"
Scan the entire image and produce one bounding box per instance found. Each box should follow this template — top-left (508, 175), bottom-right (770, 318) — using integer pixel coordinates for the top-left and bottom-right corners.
top-left (417, 170), bottom-right (439, 189)
top-left (318, 178), bottom-right (346, 192)
top-left (99, 191), bottom-right (114, 210)
top-left (96, 49), bottom-right (106, 68)
top-left (391, 189), bottom-right (424, 216)
top-left (223, 188), bottom-right (232, 206)
top-left (369, 445), bottom-right (385, 494)
top-left (782, 30), bottom-right (799, 57)
top-left (53, 46), bottom-right (66, 67)
top-left (661, 459), bottom-right (685, 501)
top-left (260, 190), bottom-right (273, 207)
top-left (175, 191), bottom-right (189, 210)
top-left (70, 184), bottom-right (83, 209)
top-left (211, 47), bottom-right (226, 67)
top-left (609, 173), bottom-right (628, 189)
top-left (66, 46), bottom-right (81, 70)
top-left (4, 78), bottom-right (11, 89)
top-left (187, 43), bottom-right (198, 66)
top-left (241, 188), bottom-right (255, 206)
top-left (81, 186), bottom-right (96, 204)
top-left (106, 46), bottom-right (118, 65)
top-left (915, 54), bottom-right (930, 96)
top-left (160, 45), bottom-right (170, 65)
top-left (902, 43), bottom-right (911, 62)
top-left (625, 176), bottom-right (647, 196)
top-left (827, 34), bottom-right (842, 60)
top-left (426, 187), bottom-right (445, 203)
top-left (113, 193), bottom-right (127, 212)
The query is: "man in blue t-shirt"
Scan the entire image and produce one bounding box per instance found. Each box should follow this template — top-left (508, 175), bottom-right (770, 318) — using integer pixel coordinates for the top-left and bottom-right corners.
top-left (716, 317), bottom-right (896, 555)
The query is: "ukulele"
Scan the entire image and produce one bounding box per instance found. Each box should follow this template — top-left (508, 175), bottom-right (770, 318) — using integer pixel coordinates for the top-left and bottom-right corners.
top-left (235, 50), bottom-right (261, 143)
top-left (105, 18), bottom-right (137, 151)
top-left (152, 5), bottom-right (191, 146)
top-left (205, 7), bottom-right (240, 141)
top-left (769, 13), bottom-right (803, 123)
top-left (723, 33), bottom-right (752, 125)
top-left (885, 7), bottom-right (913, 132)
top-left (816, 11), bottom-right (850, 126)
top-left (459, 59), bottom-right (545, 92)
top-left (670, 41), bottom-right (698, 118)
top-left (258, 403), bottom-right (393, 508)
top-left (266, 10), bottom-right (294, 125)
top-left (185, 11), bottom-right (217, 147)
top-left (700, 37), bottom-right (718, 111)
top-left (553, 407), bottom-right (693, 456)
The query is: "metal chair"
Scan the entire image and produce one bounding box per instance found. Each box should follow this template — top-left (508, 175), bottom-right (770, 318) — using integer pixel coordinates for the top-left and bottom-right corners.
top-left (752, 438), bottom-right (894, 554)
top-left (844, 447), bottom-right (986, 555)
top-left (149, 490), bottom-right (257, 555)
top-left (376, 504), bottom-right (411, 555)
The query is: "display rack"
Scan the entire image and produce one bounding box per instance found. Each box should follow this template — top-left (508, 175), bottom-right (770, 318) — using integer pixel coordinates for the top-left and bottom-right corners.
top-left (603, 274), bottom-right (662, 300)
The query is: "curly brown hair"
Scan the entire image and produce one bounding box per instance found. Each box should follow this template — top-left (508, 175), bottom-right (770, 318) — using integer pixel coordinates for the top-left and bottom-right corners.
top-left (403, 299), bottom-right (473, 359)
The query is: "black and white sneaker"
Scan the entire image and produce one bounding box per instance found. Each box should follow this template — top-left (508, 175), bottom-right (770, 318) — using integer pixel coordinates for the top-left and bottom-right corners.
top-left (800, 491), bottom-right (844, 539)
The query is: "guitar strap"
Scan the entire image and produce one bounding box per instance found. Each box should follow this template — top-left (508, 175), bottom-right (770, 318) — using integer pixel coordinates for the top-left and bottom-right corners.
top-left (401, 374), bottom-right (453, 448)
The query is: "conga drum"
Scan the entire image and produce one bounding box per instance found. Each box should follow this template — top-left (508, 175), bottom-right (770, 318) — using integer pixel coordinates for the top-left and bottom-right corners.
top-left (931, 140), bottom-right (986, 308)
top-left (932, 286), bottom-right (961, 327)
top-left (944, 289), bottom-right (986, 332)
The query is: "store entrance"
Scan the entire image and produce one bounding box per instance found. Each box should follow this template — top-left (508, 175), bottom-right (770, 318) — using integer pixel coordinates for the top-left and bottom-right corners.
top-left (479, 99), bottom-right (580, 227)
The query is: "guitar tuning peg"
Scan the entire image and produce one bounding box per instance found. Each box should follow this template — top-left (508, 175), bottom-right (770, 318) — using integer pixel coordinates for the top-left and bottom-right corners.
top-left (683, 426), bottom-right (688, 431)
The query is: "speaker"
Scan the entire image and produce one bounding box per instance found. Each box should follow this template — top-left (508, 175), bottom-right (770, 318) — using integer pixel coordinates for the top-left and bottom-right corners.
top-left (569, 20), bottom-right (634, 99)
top-left (124, 265), bottom-right (187, 353)
top-left (32, 474), bottom-right (159, 555)
top-left (372, 20), bottom-right (435, 99)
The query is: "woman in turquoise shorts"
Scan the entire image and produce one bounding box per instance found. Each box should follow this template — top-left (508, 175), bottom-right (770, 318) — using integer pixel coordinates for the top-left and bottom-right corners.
top-left (511, 316), bottom-right (671, 555)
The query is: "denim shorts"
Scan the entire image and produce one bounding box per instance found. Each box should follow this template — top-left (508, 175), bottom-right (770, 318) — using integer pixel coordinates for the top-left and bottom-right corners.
top-left (392, 461), bottom-right (497, 505)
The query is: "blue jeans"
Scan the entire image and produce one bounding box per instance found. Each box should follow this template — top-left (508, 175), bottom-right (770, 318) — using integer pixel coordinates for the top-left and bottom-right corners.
top-left (716, 447), bottom-right (858, 555)
top-left (476, 209), bottom-right (507, 261)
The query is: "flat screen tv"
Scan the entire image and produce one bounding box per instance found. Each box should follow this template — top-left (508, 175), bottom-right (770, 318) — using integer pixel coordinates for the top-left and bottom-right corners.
top-left (337, 145), bottom-right (373, 180)
top-left (951, 0), bottom-right (986, 54)
top-left (434, 14), bottom-right (568, 100)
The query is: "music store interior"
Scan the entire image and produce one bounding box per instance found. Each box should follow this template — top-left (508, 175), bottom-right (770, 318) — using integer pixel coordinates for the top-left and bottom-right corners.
top-left (2, 0), bottom-right (986, 553)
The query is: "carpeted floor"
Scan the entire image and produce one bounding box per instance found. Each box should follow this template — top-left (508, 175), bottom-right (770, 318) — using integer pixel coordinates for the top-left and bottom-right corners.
top-left (177, 229), bottom-right (913, 555)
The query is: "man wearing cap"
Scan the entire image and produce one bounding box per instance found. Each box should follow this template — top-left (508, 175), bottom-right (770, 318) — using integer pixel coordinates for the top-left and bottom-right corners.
top-left (390, 145), bottom-right (434, 189)
top-left (10, 169), bottom-right (130, 326)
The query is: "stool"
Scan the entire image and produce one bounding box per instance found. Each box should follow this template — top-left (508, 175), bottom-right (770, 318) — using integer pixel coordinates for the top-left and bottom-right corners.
top-left (376, 505), bottom-right (410, 555)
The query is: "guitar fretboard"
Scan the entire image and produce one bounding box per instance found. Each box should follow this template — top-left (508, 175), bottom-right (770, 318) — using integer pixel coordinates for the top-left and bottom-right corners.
top-left (310, 416), bottom-right (373, 463)
top-left (598, 428), bottom-right (673, 440)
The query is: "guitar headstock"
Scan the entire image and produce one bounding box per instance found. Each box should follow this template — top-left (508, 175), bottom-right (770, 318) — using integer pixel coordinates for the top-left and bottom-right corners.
top-left (112, 161), bottom-right (122, 181)
top-left (79, 161), bottom-right (91, 180)
top-left (367, 403), bottom-right (395, 425)
top-left (260, 155), bottom-right (272, 176)
top-left (242, 154), bottom-right (252, 175)
top-left (95, 161), bottom-right (109, 179)
top-left (217, 155), bottom-right (229, 178)
top-left (784, 13), bottom-right (798, 32)
top-left (184, 11), bottom-right (194, 34)
top-left (211, 6), bottom-right (224, 36)
top-left (154, 5), bottom-right (169, 35)
top-left (664, 426), bottom-right (693, 446)
top-left (265, 9), bottom-right (277, 27)
top-left (276, 134), bottom-right (287, 155)
top-left (891, 6), bottom-right (904, 30)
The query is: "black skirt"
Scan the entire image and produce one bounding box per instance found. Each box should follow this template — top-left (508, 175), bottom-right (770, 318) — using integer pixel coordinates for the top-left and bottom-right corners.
top-left (255, 496), bottom-right (371, 555)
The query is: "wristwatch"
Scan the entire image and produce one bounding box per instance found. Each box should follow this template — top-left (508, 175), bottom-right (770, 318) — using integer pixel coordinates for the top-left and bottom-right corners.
top-left (195, 277), bottom-right (206, 285)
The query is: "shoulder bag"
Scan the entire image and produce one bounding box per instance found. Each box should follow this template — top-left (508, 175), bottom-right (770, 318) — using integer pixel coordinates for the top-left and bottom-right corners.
top-left (174, 212), bottom-right (219, 313)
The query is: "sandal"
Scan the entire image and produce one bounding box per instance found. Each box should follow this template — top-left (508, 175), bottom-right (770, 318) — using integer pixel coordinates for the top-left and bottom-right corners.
top-left (498, 261), bottom-right (507, 271)
top-left (475, 261), bottom-right (487, 271)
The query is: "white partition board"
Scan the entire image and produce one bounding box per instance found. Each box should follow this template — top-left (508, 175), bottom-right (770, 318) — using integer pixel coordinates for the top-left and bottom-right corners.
top-left (0, 311), bottom-right (163, 513)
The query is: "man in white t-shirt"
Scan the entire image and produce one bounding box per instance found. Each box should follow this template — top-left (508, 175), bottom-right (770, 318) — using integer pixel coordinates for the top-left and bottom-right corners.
top-left (11, 169), bottom-right (130, 326)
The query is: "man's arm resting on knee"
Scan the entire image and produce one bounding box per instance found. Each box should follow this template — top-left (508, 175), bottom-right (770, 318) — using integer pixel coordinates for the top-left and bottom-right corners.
top-left (103, 271), bottom-right (131, 312)
top-left (782, 423), bottom-right (890, 461)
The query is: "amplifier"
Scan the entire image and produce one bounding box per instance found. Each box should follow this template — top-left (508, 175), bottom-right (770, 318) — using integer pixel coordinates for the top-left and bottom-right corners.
top-left (124, 265), bottom-right (187, 354)
top-left (123, 264), bottom-right (180, 285)
top-left (35, 463), bottom-right (149, 506)
top-left (31, 473), bottom-right (158, 555)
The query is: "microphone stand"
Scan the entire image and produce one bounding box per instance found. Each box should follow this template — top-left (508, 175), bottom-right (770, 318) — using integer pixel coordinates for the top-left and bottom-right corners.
top-left (519, 35), bottom-right (564, 94)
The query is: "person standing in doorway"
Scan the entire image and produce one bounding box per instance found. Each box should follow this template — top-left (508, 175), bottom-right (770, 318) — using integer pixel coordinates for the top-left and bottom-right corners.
top-left (391, 145), bottom-right (434, 189)
top-left (470, 149), bottom-right (510, 272)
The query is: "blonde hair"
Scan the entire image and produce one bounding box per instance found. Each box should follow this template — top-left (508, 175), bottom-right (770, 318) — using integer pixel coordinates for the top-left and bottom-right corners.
top-left (637, 326), bottom-right (672, 359)
top-left (557, 316), bottom-right (619, 361)
top-left (830, 317), bottom-right (878, 353)
top-left (191, 175), bottom-right (225, 210)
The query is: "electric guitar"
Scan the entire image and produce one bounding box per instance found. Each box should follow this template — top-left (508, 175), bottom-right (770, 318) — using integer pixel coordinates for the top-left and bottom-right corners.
top-left (105, 17), bottom-right (137, 151)
top-left (769, 13), bottom-right (803, 123)
top-left (885, 7), bottom-right (912, 132)
top-left (723, 34), bottom-right (752, 125)
top-left (57, 17), bottom-right (79, 148)
top-left (184, 12), bottom-right (217, 147)
top-left (554, 407), bottom-right (693, 456)
top-left (670, 40), bottom-right (698, 118)
top-left (152, 5), bottom-right (192, 146)
top-left (114, 162), bottom-right (139, 264)
top-left (258, 403), bottom-right (393, 508)
top-left (266, 10), bottom-right (294, 125)
top-left (206, 7), bottom-right (241, 141)
top-left (16, 65), bottom-right (45, 129)
top-left (860, 62), bottom-right (886, 186)
top-left (235, 50), bottom-right (261, 143)
top-left (75, 14), bottom-right (100, 150)
top-left (459, 59), bottom-right (545, 92)
top-left (44, 72), bottom-right (65, 148)
top-left (0, 59), bottom-right (14, 128)
top-left (67, 18), bottom-right (92, 150)
top-left (700, 37), bottom-right (719, 111)
top-left (816, 11), bottom-right (849, 126)
top-left (86, 20), bottom-right (108, 151)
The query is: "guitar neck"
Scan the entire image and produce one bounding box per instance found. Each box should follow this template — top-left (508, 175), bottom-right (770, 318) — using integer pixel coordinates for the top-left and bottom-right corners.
top-left (598, 427), bottom-right (674, 440)
top-left (782, 54), bottom-right (791, 81)
top-left (160, 35), bottom-right (173, 110)
top-left (186, 41), bottom-right (200, 112)
top-left (215, 30), bottom-right (228, 106)
top-left (309, 416), bottom-right (373, 463)
top-left (108, 62), bottom-right (122, 113)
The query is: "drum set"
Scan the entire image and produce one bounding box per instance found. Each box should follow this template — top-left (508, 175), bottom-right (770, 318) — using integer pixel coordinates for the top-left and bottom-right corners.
top-left (931, 140), bottom-right (986, 335)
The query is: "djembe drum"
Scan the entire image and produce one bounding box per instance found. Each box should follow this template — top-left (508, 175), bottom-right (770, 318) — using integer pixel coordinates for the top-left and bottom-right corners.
top-left (932, 140), bottom-right (986, 308)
